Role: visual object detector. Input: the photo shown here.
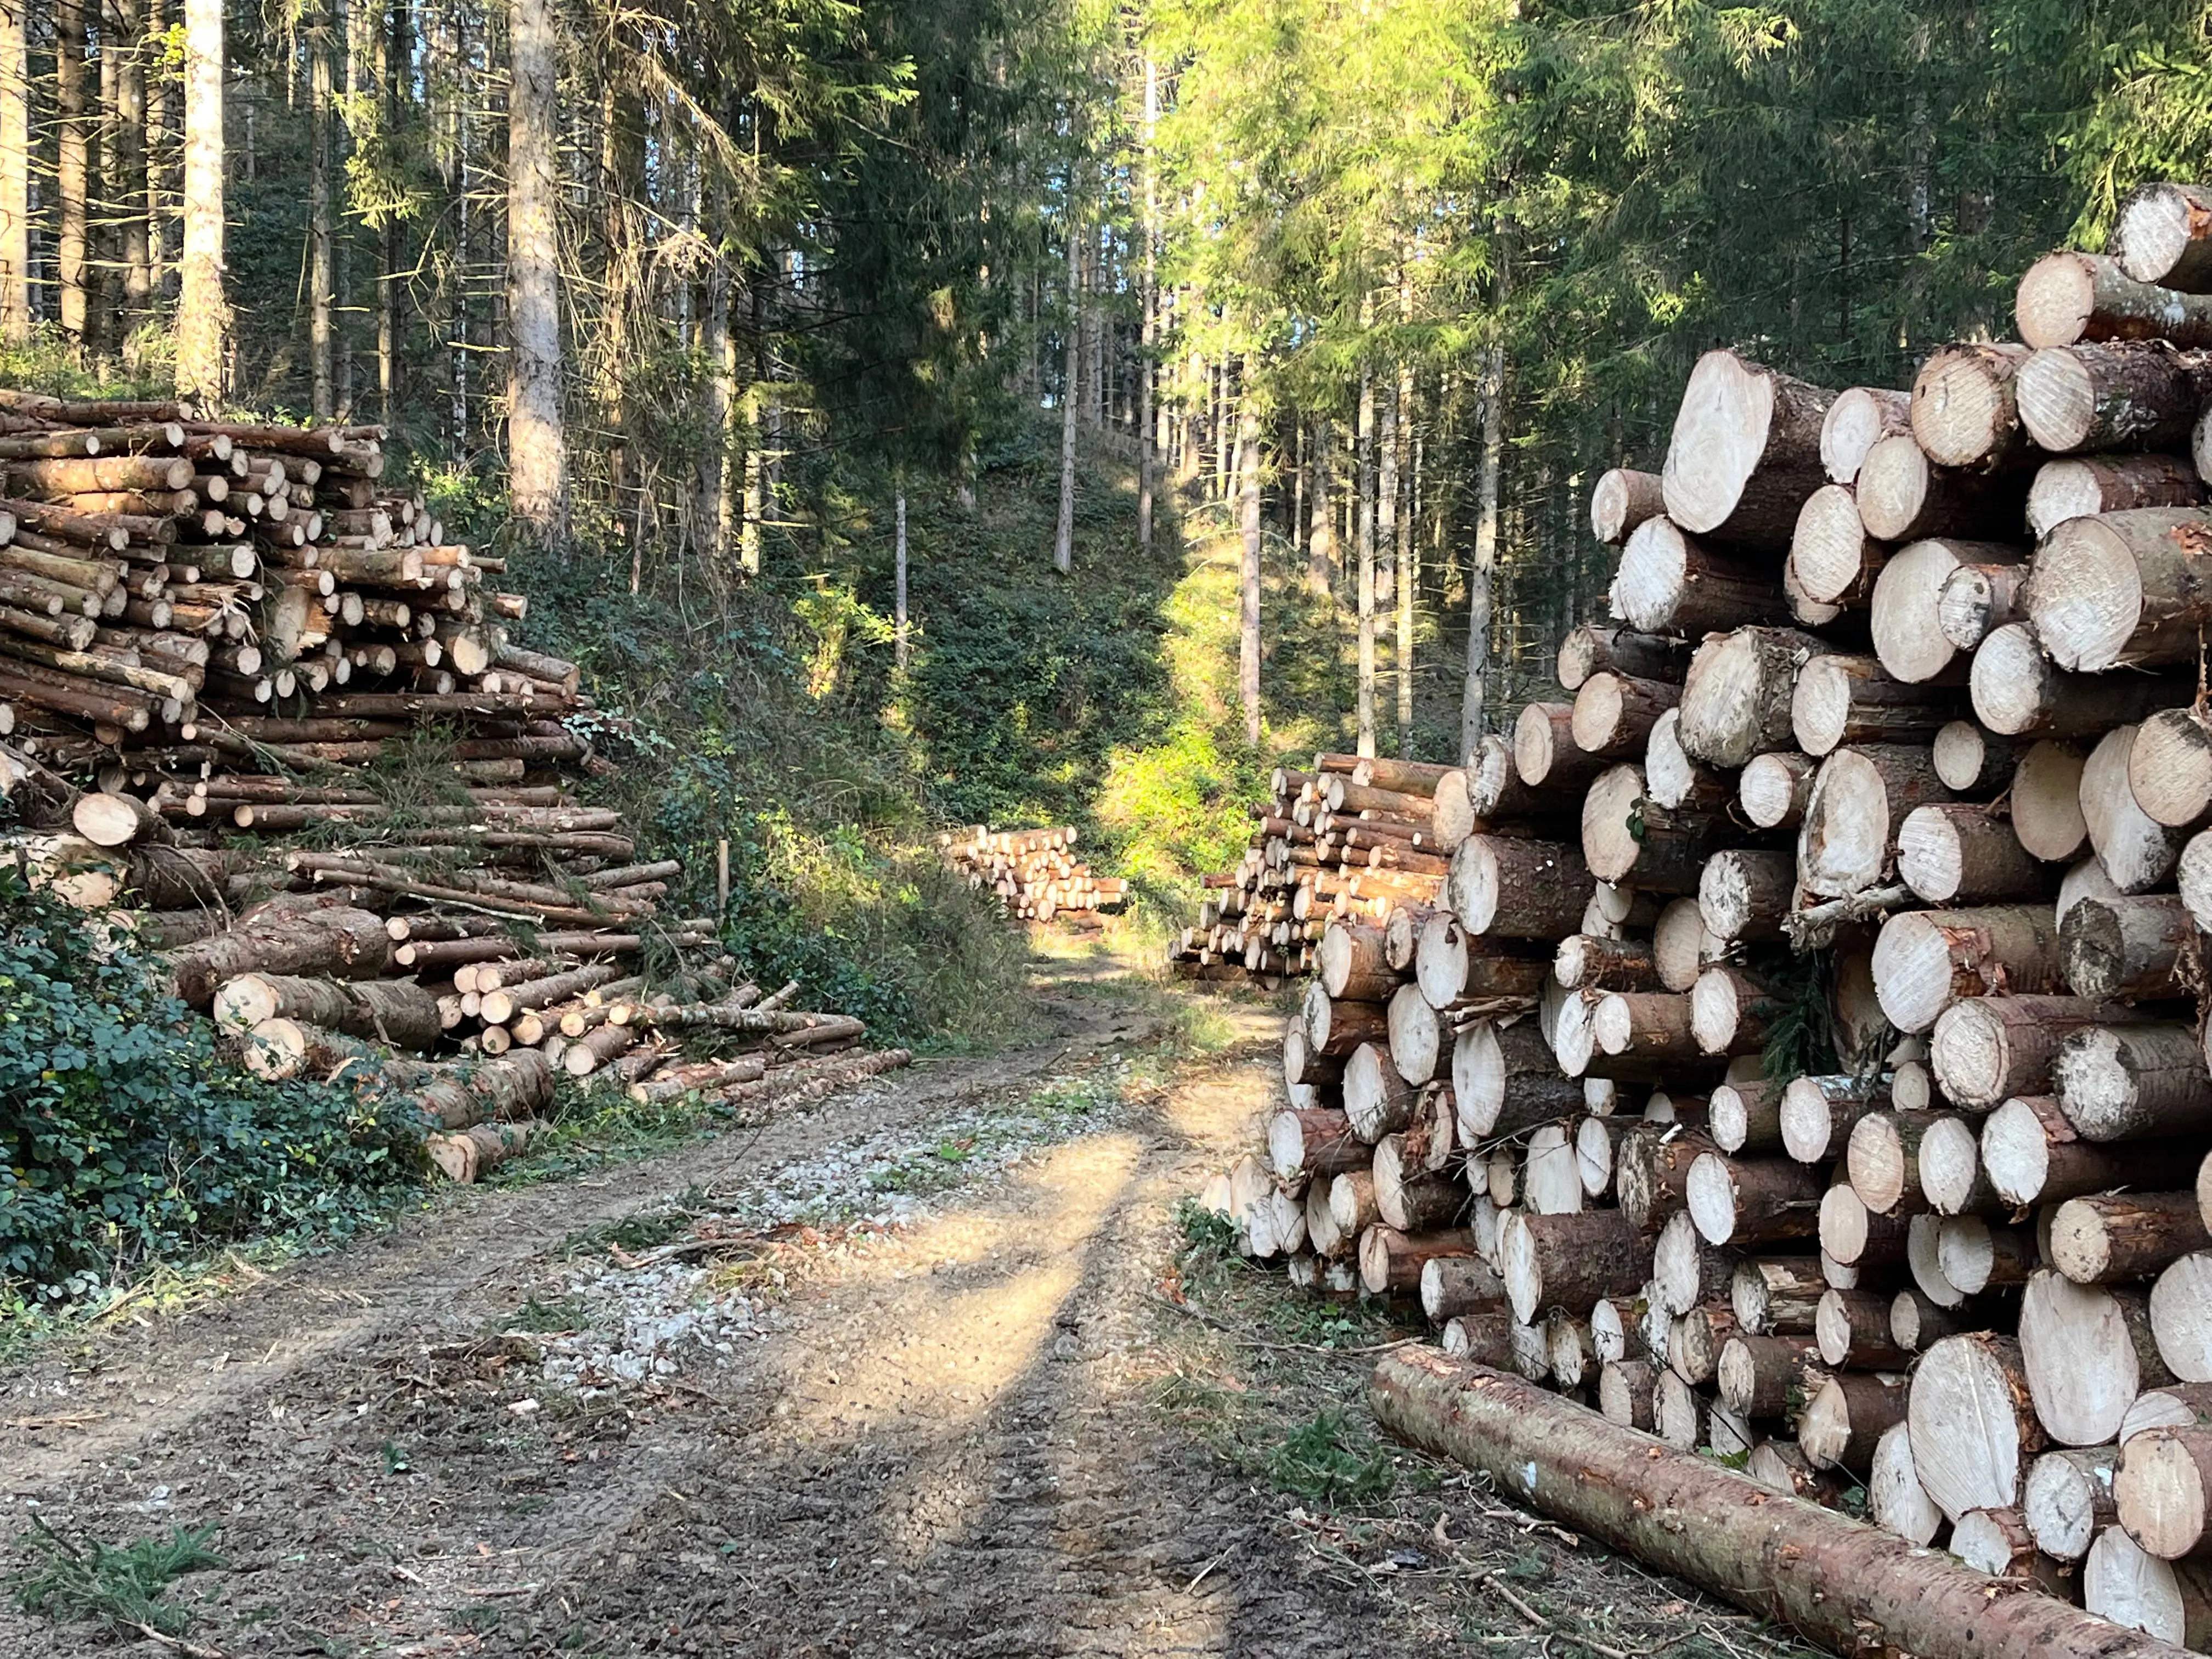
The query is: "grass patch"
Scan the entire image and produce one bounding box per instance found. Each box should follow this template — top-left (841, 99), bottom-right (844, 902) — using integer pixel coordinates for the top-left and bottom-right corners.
top-left (8, 1518), bottom-right (225, 1643)
top-left (1265, 1410), bottom-right (1401, 1505)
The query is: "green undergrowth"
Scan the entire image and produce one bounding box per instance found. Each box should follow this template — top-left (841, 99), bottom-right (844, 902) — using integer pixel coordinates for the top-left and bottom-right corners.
top-left (7, 1518), bottom-right (226, 1644)
top-left (0, 876), bottom-right (424, 1313)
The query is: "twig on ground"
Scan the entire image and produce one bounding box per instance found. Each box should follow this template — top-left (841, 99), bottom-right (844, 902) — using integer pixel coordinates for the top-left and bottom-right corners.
top-left (1149, 1291), bottom-right (1421, 1356)
top-left (126, 1622), bottom-right (227, 1659)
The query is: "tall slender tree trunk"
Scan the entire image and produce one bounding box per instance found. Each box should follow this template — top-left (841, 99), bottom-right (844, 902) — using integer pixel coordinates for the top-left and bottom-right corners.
top-left (1356, 364), bottom-right (1378, 758)
top-left (1290, 419), bottom-right (1304, 567)
top-left (309, 0), bottom-right (335, 417)
top-left (1054, 200), bottom-right (1080, 575)
top-left (895, 486), bottom-right (910, 670)
top-left (1396, 363), bottom-right (1416, 754)
top-left (506, 0), bottom-right (565, 544)
top-left (1137, 56), bottom-right (1157, 550)
top-left (377, 0), bottom-right (404, 419)
top-left (177, 0), bottom-right (228, 403)
top-left (1461, 268), bottom-right (1508, 761)
top-left (1378, 376), bottom-right (1400, 752)
top-left (1308, 419), bottom-right (1333, 595)
top-left (57, 0), bottom-right (92, 352)
top-left (1082, 226), bottom-right (1103, 427)
top-left (1239, 381), bottom-right (1262, 746)
top-left (0, 0), bottom-right (25, 341)
top-left (115, 0), bottom-right (150, 342)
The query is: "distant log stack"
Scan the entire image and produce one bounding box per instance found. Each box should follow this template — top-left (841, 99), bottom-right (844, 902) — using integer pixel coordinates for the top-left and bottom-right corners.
top-left (1191, 179), bottom-right (2212, 1657)
top-left (0, 391), bottom-right (906, 1177)
top-left (938, 825), bottom-right (1128, 924)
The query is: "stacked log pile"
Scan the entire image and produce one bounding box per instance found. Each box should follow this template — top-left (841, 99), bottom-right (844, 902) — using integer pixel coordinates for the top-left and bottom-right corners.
top-left (1197, 180), bottom-right (2212, 1652)
top-left (0, 390), bottom-right (907, 1180)
top-left (1165, 754), bottom-right (1467, 986)
top-left (938, 825), bottom-right (1128, 923)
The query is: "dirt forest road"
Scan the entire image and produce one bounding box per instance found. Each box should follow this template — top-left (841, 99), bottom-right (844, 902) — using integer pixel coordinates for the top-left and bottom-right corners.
top-left (0, 940), bottom-right (1815, 1659)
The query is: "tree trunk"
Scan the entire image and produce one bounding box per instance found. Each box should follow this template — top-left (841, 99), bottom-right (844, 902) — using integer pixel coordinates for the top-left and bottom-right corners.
top-left (1498, 1208), bottom-right (1646, 1322)
top-left (213, 974), bottom-right (440, 1051)
top-left (1459, 287), bottom-right (1504, 762)
top-left (1792, 655), bottom-right (1963, 757)
top-left (1394, 361), bottom-right (1415, 755)
top-left (1857, 433), bottom-right (2027, 543)
top-left (1928, 995), bottom-right (2134, 1110)
top-left (1452, 1016), bottom-right (1583, 1138)
top-left (1589, 468), bottom-right (1665, 546)
top-left (1357, 1225), bottom-right (1474, 1295)
top-left (1613, 516), bottom-right (1788, 635)
top-left (2030, 508), bottom-right (2212, 672)
top-left (1367, 1353), bottom-right (2192, 1659)
top-left (1556, 625), bottom-right (1690, 691)
top-left (1581, 764), bottom-right (1729, 892)
top-left (1449, 834), bottom-right (1589, 938)
top-left (163, 904), bottom-right (390, 1007)
top-left (2025, 1447), bottom-right (2121, 1562)
top-left (1307, 420), bottom-right (1333, 594)
top-left (2084, 1527), bottom-right (2212, 1647)
top-left (308, 0), bottom-right (335, 416)
top-left (57, 0), bottom-right (93, 352)
top-left (2017, 251), bottom-right (2212, 350)
top-left (505, 0), bottom-right (565, 544)
top-left (1798, 743), bottom-right (1955, 899)
top-left (1053, 208), bottom-right (1080, 574)
top-left (1569, 672), bottom-right (1678, 759)
top-left (0, 0), bottom-right (24, 342)
top-left (1238, 385), bottom-right (1261, 745)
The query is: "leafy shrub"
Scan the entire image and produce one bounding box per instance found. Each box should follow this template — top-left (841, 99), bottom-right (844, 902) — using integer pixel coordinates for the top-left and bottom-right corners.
top-left (0, 876), bottom-right (421, 1306)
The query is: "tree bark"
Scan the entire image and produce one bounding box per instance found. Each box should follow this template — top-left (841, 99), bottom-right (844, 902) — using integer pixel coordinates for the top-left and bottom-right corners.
top-left (2029, 508), bottom-right (2212, 672)
top-left (1498, 1208), bottom-right (1646, 1322)
top-left (1677, 625), bottom-right (1830, 768)
top-left (505, 0), bottom-right (565, 544)
top-left (176, 0), bottom-right (227, 401)
top-left (1612, 516), bottom-right (1788, 635)
top-left (1870, 903), bottom-right (2064, 1034)
top-left (2050, 1194), bottom-right (2210, 1286)
top-left (1981, 1092), bottom-right (2196, 1207)
top-left (1970, 623), bottom-right (2193, 738)
top-left (2017, 251), bottom-right (2212, 351)
top-left (2118, 182), bottom-right (2212, 291)
top-left (164, 904), bottom-right (390, 1007)
top-left (1661, 349), bottom-right (1835, 548)
top-left (1798, 743), bottom-right (1956, 899)
top-left (1911, 342), bottom-right (2035, 469)
top-left (0, 0), bottom-right (24, 342)
top-left (1929, 995), bottom-right (2135, 1110)
top-left (2055, 1023), bottom-right (2212, 1142)
top-left (1821, 386), bottom-right (1913, 486)
top-left (2030, 454), bottom-right (2204, 539)
top-left (1896, 803), bottom-right (2047, 905)
top-left (1239, 383), bottom-right (1261, 744)
top-left (2063, 895), bottom-right (2193, 1000)
top-left (1857, 432), bottom-right (2027, 542)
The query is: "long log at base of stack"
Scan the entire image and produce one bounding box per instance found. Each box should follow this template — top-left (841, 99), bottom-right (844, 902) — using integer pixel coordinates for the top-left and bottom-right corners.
top-left (1371, 1351), bottom-right (2193, 1659)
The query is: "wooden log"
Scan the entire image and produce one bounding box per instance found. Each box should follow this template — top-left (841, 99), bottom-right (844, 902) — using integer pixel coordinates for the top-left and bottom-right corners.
top-left (1589, 467), bottom-right (1667, 546)
top-left (1931, 720), bottom-right (2019, 794)
top-left (1951, 1506), bottom-right (2064, 1590)
top-left (1696, 850), bottom-right (1792, 943)
top-left (1268, 1108), bottom-right (1368, 1182)
top-left (2004, 738), bottom-right (2089, 864)
top-left (1709, 1079), bottom-right (1785, 1155)
top-left (1302, 981), bottom-right (1390, 1057)
top-left (1870, 537), bottom-right (2023, 685)
top-left (1731, 1255), bottom-right (1824, 1334)
top-left (1357, 1224), bottom-right (1475, 1295)
top-left (425, 1120), bottom-right (543, 1182)
top-left (1343, 1038), bottom-right (1420, 1140)
top-left (1929, 994), bottom-right (2139, 1110)
top-left (1592, 990), bottom-right (1697, 1062)
top-left (1581, 764), bottom-right (1727, 891)
top-left (1798, 743), bottom-right (1956, 900)
top-left (210, 974), bottom-right (439, 1051)
top-left (2063, 894), bottom-right (2193, 1000)
top-left (1497, 1207), bottom-right (1647, 1323)
top-left (2080, 726), bottom-right (2185, 892)
top-left (2021, 1268), bottom-right (2174, 1453)
top-left (2129, 707), bottom-right (2212, 830)
top-left (2085, 1526), bottom-right (2212, 1647)
top-left (1554, 624), bottom-right (1691, 692)
top-left (1595, 1358), bottom-right (1658, 1430)
top-left (1644, 707), bottom-right (1729, 812)
top-left (2153, 1252), bottom-right (2212, 1383)
top-left (1652, 1208), bottom-right (1736, 1314)
top-left (2050, 1193), bottom-right (2211, 1286)
top-left (1452, 1018), bottom-right (1584, 1138)
top-left (1791, 482), bottom-right (1886, 605)
top-left (1816, 1288), bottom-right (1909, 1370)
top-left (2027, 1447), bottom-right (2121, 1562)
top-left (2029, 507), bottom-right (2212, 671)
top-left (1934, 560), bottom-right (2029, 653)
top-left (1934, 1216), bottom-right (2035, 1296)
top-left (1870, 904), bottom-right (2064, 1034)
top-left (1981, 1093), bottom-right (2195, 1206)
top-left (1737, 749), bottom-right (1816, 828)
top-left (1779, 1075), bottom-right (1888, 1165)
top-left (1513, 700), bottom-right (1606, 791)
top-left (1521, 1124), bottom-right (1583, 1216)
top-left (1791, 654), bottom-right (1961, 758)
top-left (1685, 1152), bottom-right (1823, 1248)
top-left (1449, 835), bottom-right (1590, 937)
top-left (1971, 623), bottom-right (2193, 743)
top-left (2018, 250), bottom-right (2212, 349)
top-left (2114, 183), bottom-right (2212, 292)
top-left (1571, 670), bottom-right (1679, 760)
top-left (1676, 627), bottom-right (1832, 769)
top-left (1686, 967), bottom-right (1772, 1057)
top-left (1896, 804), bottom-right (2046, 905)
top-left (1652, 896), bottom-right (1716, 991)
top-left (1822, 385), bottom-right (1914, 485)
top-left (1419, 1255), bottom-right (1506, 1323)
top-left (1552, 932), bottom-right (1661, 993)
top-left (1857, 432), bottom-right (2028, 542)
top-left (1916, 1115), bottom-right (1995, 1215)
top-left (1909, 1333), bottom-right (2044, 1518)
top-left (1373, 1133), bottom-right (1463, 1231)
top-left (1661, 349), bottom-right (1835, 549)
top-left (162, 903), bottom-right (390, 1007)
top-left (1871, 1420), bottom-right (1945, 1545)
top-left (2057, 1023), bottom-right (2212, 1141)
top-left (1802, 1371), bottom-right (1909, 1474)
top-left (2118, 1426), bottom-right (2212, 1561)
top-left (2032, 454), bottom-right (2205, 538)
top-left (1612, 515), bottom-right (1789, 635)
top-left (1616, 1126), bottom-right (1720, 1233)
top-left (1912, 342), bottom-right (2035, 470)
top-left (2018, 342), bottom-right (2212, 455)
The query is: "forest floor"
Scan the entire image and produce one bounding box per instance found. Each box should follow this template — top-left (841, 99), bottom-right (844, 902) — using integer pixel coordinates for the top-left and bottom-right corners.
top-left (0, 932), bottom-right (1820, 1659)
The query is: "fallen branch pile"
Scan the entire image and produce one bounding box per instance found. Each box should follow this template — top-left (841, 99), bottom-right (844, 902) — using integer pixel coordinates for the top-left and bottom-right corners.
top-left (1165, 754), bottom-right (1461, 988)
top-left (1197, 179), bottom-right (2212, 1653)
top-left (0, 391), bottom-right (907, 1180)
top-left (937, 825), bottom-right (1127, 923)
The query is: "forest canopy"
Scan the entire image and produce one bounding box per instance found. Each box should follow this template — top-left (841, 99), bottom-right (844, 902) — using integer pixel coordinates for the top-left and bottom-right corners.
top-left (4, 0), bottom-right (2212, 759)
